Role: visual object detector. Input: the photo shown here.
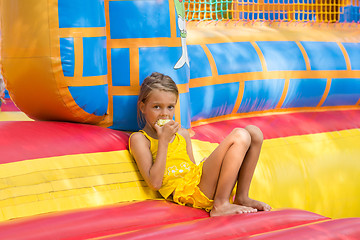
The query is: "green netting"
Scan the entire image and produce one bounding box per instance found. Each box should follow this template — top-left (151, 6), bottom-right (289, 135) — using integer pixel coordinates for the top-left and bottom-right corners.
top-left (185, 0), bottom-right (235, 21)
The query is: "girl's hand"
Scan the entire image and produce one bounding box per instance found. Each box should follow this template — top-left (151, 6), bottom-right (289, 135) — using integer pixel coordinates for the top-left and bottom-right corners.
top-left (155, 120), bottom-right (179, 143)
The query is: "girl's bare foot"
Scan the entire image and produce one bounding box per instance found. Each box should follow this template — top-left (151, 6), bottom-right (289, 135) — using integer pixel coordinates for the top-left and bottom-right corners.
top-left (210, 202), bottom-right (257, 217)
top-left (235, 197), bottom-right (271, 211)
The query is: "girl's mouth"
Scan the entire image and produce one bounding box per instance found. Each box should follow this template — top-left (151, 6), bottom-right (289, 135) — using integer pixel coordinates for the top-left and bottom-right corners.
top-left (157, 119), bottom-right (171, 127)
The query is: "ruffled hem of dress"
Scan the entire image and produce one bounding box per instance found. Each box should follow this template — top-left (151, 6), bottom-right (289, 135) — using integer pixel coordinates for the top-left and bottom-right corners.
top-left (172, 162), bottom-right (213, 212)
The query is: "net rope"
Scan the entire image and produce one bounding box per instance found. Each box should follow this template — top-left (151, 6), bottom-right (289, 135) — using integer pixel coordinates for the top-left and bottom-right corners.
top-left (185, 0), bottom-right (360, 23)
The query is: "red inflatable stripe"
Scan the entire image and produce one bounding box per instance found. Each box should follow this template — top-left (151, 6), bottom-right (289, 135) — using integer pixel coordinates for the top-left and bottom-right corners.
top-left (0, 200), bottom-right (208, 240)
top-left (0, 200), bottom-right (329, 240)
top-left (2, 110), bottom-right (359, 163)
top-left (250, 218), bottom-right (360, 240)
top-left (192, 109), bottom-right (360, 143)
top-left (99, 209), bottom-right (328, 240)
top-left (0, 121), bottom-right (130, 164)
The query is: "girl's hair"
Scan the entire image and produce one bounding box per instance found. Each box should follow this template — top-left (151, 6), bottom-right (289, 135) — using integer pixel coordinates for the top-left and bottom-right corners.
top-left (137, 72), bottom-right (179, 127)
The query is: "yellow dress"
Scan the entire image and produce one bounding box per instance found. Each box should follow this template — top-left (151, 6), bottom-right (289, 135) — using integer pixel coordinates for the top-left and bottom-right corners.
top-left (130, 130), bottom-right (213, 212)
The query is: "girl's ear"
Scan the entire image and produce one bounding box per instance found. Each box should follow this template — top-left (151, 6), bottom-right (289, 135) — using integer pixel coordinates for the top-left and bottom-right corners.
top-left (139, 101), bottom-right (145, 114)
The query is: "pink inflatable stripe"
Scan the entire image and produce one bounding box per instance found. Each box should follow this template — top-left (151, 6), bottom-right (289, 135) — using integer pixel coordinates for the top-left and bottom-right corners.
top-left (250, 218), bottom-right (360, 240)
top-left (0, 121), bottom-right (130, 164)
top-left (0, 98), bottom-right (21, 112)
top-left (0, 200), bottom-right (330, 240)
top-left (192, 109), bottom-right (360, 143)
top-left (0, 200), bottom-right (208, 240)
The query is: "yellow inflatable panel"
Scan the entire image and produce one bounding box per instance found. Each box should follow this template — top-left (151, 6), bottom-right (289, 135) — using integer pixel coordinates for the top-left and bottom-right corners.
top-left (252, 129), bottom-right (360, 219)
top-left (0, 150), bottom-right (160, 221)
top-left (1, 128), bottom-right (358, 221)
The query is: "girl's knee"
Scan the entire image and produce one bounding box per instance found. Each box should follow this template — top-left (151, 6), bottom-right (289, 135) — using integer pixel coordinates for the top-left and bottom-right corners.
top-left (230, 128), bottom-right (251, 148)
top-left (245, 125), bottom-right (263, 144)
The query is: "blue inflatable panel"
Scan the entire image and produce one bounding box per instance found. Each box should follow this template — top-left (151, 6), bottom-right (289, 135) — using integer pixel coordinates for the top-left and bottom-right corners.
top-left (190, 82), bottom-right (239, 121)
top-left (238, 79), bottom-right (284, 113)
top-left (179, 92), bottom-right (191, 129)
top-left (112, 95), bottom-right (139, 131)
top-left (111, 48), bottom-right (131, 86)
top-left (342, 42), bottom-right (360, 70)
top-left (207, 42), bottom-right (263, 75)
top-left (188, 45), bottom-right (212, 79)
top-left (257, 41), bottom-right (307, 71)
top-left (282, 78), bottom-right (327, 108)
top-left (68, 85), bottom-right (108, 116)
top-left (264, 0), bottom-right (312, 4)
top-left (4, 89), bottom-right (9, 99)
top-left (300, 42), bottom-right (347, 71)
top-left (108, 1), bottom-right (171, 39)
top-left (60, 37), bottom-right (75, 77)
top-left (58, 0), bottom-right (106, 28)
top-left (83, 37), bottom-right (107, 77)
top-left (323, 78), bottom-right (360, 106)
top-left (139, 47), bottom-right (189, 85)
top-left (339, 6), bottom-right (360, 23)
top-left (244, 12), bottom-right (285, 21)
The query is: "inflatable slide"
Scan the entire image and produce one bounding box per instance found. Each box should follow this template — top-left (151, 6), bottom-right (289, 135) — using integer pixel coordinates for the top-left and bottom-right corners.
top-left (0, 0), bottom-right (359, 239)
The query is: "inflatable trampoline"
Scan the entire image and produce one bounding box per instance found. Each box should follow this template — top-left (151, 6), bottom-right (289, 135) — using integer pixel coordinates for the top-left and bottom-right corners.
top-left (0, 0), bottom-right (360, 239)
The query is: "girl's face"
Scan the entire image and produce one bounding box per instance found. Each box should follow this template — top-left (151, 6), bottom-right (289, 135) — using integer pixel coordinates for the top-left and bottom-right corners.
top-left (140, 89), bottom-right (177, 129)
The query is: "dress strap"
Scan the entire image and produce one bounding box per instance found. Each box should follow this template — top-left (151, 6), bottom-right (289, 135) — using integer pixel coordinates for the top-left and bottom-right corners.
top-left (128, 130), bottom-right (153, 155)
top-left (139, 130), bottom-right (153, 140)
top-left (139, 130), bottom-right (182, 145)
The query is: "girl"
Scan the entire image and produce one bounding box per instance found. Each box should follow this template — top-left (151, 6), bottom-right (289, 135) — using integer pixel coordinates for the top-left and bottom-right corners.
top-left (129, 72), bottom-right (271, 217)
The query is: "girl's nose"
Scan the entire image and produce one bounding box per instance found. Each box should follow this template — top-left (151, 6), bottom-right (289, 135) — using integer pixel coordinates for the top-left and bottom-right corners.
top-left (161, 108), bottom-right (168, 114)
top-left (160, 109), bottom-right (169, 117)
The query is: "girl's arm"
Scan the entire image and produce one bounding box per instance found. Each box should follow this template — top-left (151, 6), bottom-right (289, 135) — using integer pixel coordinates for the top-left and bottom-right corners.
top-left (179, 128), bottom-right (196, 164)
top-left (130, 132), bottom-right (167, 190)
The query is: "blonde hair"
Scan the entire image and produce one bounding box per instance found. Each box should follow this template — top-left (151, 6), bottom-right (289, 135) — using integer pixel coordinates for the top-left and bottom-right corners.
top-left (137, 72), bottom-right (179, 127)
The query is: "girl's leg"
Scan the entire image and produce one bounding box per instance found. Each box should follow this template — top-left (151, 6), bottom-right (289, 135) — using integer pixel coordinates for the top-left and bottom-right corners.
top-left (198, 128), bottom-right (257, 216)
top-left (233, 125), bottom-right (271, 211)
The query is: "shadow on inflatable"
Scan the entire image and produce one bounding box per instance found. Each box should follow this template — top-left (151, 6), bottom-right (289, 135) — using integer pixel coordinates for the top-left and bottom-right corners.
top-left (0, 0), bottom-right (360, 239)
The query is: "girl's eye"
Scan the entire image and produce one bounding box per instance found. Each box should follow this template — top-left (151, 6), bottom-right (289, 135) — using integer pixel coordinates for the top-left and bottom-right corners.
top-left (168, 106), bottom-right (174, 110)
top-left (154, 106), bottom-right (160, 109)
